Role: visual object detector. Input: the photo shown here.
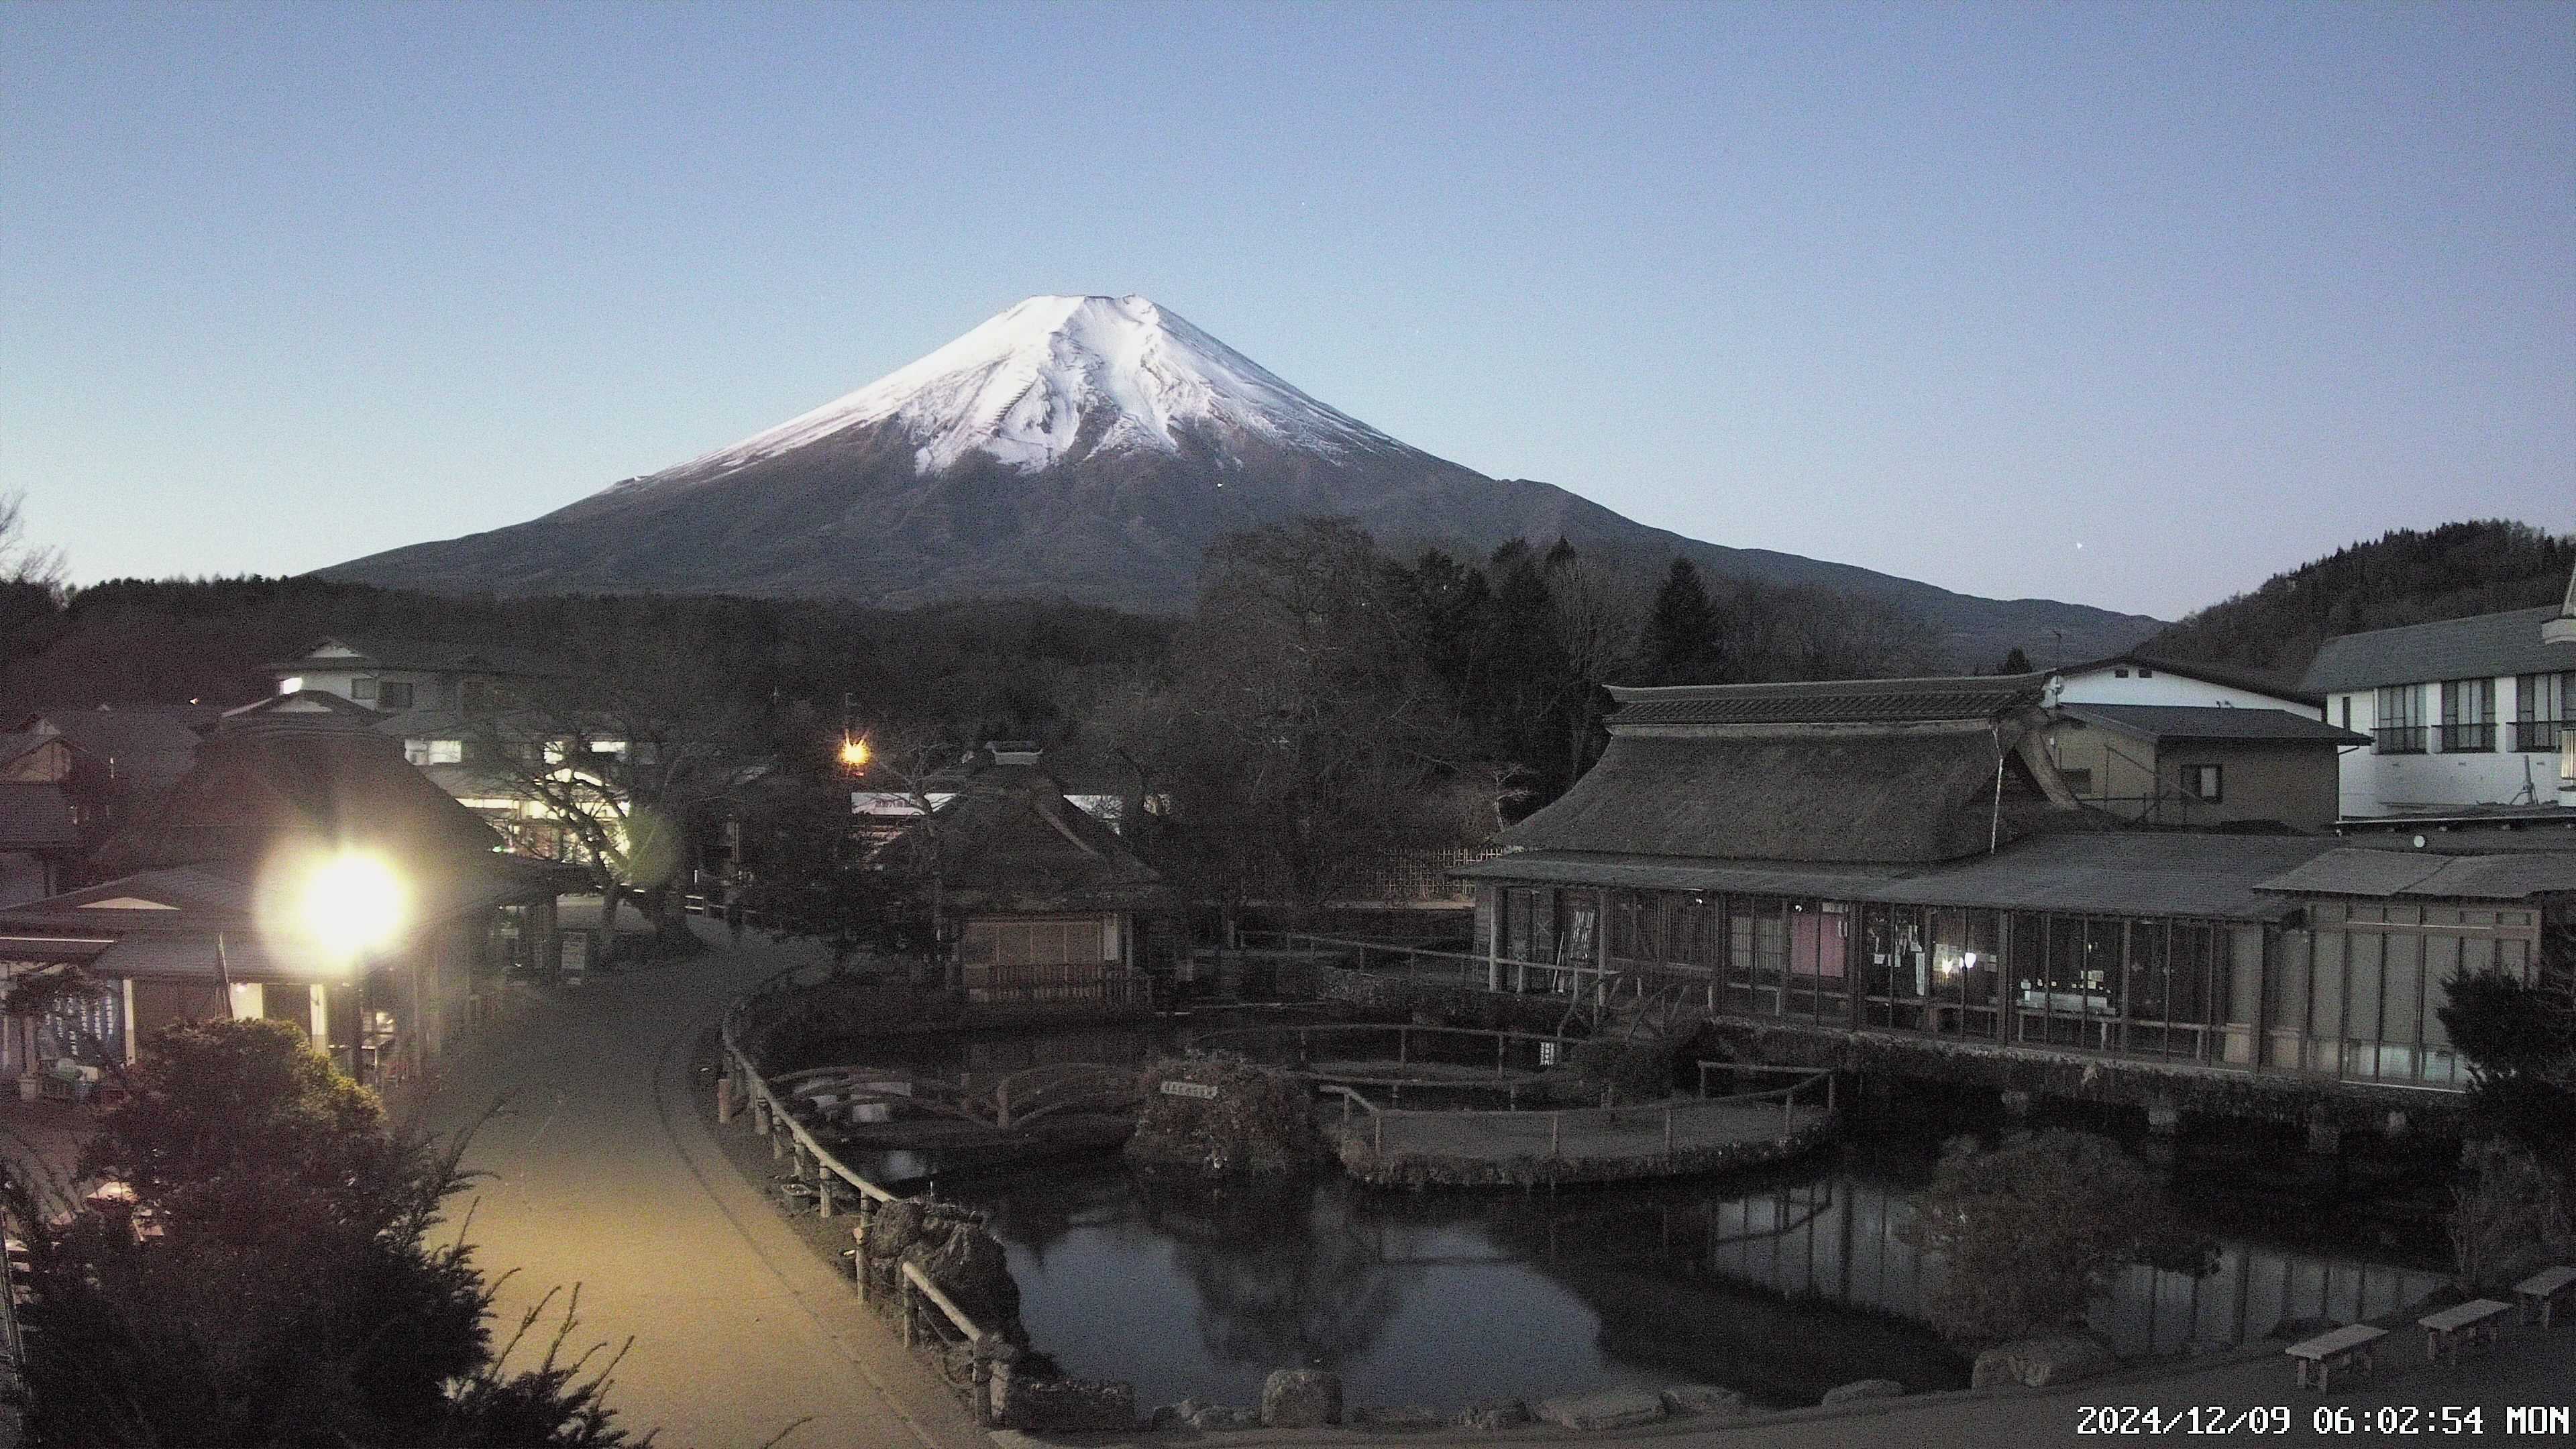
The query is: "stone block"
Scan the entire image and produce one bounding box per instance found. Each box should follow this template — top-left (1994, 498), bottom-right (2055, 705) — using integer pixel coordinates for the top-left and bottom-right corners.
top-left (1454, 1397), bottom-right (1531, 1431)
top-left (1262, 1368), bottom-right (1344, 1428)
top-left (1660, 1384), bottom-right (1750, 1417)
top-left (1187, 1403), bottom-right (1261, 1430)
top-left (994, 1373), bottom-right (1136, 1433)
top-left (1535, 1388), bottom-right (1666, 1431)
top-left (1820, 1378), bottom-right (1905, 1407)
top-left (1970, 1335), bottom-right (2116, 1389)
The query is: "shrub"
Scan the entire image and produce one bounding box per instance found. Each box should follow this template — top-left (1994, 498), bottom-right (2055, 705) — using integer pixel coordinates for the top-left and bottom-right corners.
top-left (7, 1018), bottom-right (641, 1448)
top-left (1902, 1129), bottom-right (2199, 1349)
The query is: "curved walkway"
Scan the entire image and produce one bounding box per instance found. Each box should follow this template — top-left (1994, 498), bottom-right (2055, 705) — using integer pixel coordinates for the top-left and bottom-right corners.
top-left (412, 924), bottom-right (985, 1449)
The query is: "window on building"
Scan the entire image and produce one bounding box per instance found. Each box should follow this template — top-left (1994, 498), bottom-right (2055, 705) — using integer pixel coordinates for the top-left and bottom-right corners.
top-left (377, 680), bottom-right (416, 711)
top-left (2514, 672), bottom-right (2572, 753)
top-left (351, 676), bottom-right (378, 702)
top-left (2113, 667), bottom-right (2130, 679)
top-left (2182, 764), bottom-right (2223, 802)
top-left (2440, 678), bottom-right (2496, 753)
top-left (2374, 684), bottom-right (2426, 754)
top-left (2138, 668), bottom-right (2155, 678)
top-left (2059, 767), bottom-right (2094, 796)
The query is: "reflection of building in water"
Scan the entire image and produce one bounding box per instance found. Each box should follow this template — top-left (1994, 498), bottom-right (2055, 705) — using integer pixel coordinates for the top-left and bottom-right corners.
top-left (1699, 1177), bottom-right (2447, 1356)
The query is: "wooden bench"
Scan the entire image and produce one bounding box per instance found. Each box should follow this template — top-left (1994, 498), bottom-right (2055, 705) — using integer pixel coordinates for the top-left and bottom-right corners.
top-left (2418, 1299), bottom-right (2511, 1362)
top-left (2514, 1265), bottom-right (2576, 1328)
top-left (2286, 1323), bottom-right (2385, 1389)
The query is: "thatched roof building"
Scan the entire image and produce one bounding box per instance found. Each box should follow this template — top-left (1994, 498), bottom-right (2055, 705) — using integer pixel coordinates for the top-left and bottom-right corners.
top-left (1497, 674), bottom-right (2084, 866)
top-left (926, 760), bottom-right (1171, 916)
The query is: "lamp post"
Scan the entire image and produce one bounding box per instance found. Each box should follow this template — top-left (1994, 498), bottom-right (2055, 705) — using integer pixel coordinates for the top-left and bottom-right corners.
top-left (297, 852), bottom-right (407, 1085)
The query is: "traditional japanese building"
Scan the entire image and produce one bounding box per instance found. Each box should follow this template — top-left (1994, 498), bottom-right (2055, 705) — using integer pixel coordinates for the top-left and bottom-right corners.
top-left (910, 746), bottom-right (1174, 1007)
top-left (1458, 674), bottom-right (2573, 1099)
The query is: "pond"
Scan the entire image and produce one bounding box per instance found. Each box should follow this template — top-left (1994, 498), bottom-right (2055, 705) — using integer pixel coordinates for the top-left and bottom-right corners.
top-left (945, 1138), bottom-right (2449, 1412)
top-left (801, 1014), bottom-right (2454, 1412)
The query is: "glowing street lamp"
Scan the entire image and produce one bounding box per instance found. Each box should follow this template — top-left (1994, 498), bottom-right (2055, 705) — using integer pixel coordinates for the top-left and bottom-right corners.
top-left (299, 852), bottom-right (408, 959)
top-left (295, 851), bottom-right (407, 1083)
top-left (839, 735), bottom-right (871, 772)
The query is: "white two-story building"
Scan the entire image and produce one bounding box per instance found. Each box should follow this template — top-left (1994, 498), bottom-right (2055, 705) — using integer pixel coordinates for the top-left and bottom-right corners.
top-left (2298, 572), bottom-right (2576, 820)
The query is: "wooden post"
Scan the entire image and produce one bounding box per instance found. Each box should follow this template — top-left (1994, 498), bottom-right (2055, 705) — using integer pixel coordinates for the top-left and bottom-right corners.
top-left (902, 1279), bottom-right (918, 1348)
top-left (971, 1338), bottom-right (994, 1426)
top-left (1550, 1112), bottom-right (1561, 1159)
top-left (1496, 1034), bottom-right (1505, 1077)
top-left (818, 1172), bottom-right (836, 1218)
top-left (716, 1075), bottom-right (736, 1124)
top-left (854, 1223), bottom-right (870, 1301)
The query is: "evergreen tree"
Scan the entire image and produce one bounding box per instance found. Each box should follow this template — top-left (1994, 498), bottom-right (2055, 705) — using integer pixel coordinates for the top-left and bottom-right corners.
top-left (1997, 645), bottom-right (2033, 674)
top-left (1642, 557), bottom-right (1720, 684)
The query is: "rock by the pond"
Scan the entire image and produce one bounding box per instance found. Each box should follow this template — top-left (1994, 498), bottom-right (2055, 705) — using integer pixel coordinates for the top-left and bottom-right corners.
top-left (1820, 1378), bottom-right (1906, 1407)
top-left (1261, 1368), bottom-right (1344, 1428)
top-left (1348, 1404), bottom-right (1446, 1431)
top-left (1661, 1384), bottom-right (1751, 1417)
top-left (1146, 1399), bottom-right (1205, 1430)
top-left (1536, 1388), bottom-right (1666, 1432)
top-left (1970, 1334), bottom-right (2117, 1389)
top-left (1454, 1397), bottom-right (1532, 1431)
top-left (992, 1374), bottom-right (1136, 1433)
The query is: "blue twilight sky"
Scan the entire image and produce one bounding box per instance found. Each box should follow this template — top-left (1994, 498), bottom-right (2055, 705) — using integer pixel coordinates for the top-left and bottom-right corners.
top-left (3, 1), bottom-right (2567, 620)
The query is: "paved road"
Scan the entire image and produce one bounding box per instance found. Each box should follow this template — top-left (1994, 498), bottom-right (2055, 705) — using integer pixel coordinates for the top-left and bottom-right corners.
top-left (412, 926), bottom-right (986, 1449)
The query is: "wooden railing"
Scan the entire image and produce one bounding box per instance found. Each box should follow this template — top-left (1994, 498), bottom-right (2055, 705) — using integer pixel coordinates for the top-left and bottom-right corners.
top-left (717, 962), bottom-right (1053, 1427)
top-left (1327, 1063), bottom-right (1837, 1161)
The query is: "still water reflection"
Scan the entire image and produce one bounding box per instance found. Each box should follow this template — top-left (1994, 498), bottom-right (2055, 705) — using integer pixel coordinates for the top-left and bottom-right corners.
top-left (957, 1157), bottom-right (2447, 1412)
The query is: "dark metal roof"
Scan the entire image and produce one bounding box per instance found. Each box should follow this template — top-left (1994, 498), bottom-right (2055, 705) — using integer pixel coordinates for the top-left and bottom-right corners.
top-left (1864, 833), bottom-right (2343, 921)
top-left (2055, 704), bottom-right (2369, 746)
top-left (1462, 834), bottom-right (2349, 922)
top-left (2256, 847), bottom-right (2576, 902)
top-left (1452, 852), bottom-right (1909, 898)
top-left (0, 783), bottom-right (77, 849)
top-left (88, 932), bottom-right (309, 981)
top-left (1606, 674), bottom-right (2048, 729)
top-left (2298, 606), bottom-right (2574, 694)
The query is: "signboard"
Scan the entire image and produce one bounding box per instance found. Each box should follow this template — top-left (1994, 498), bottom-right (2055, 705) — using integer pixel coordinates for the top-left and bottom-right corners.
top-left (1160, 1081), bottom-right (1220, 1100)
top-left (1538, 1041), bottom-right (1557, 1067)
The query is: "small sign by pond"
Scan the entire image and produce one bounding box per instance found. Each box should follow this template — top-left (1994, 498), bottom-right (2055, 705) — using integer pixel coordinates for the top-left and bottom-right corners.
top-left (1161, 1081), bottom-right (1220, 1100)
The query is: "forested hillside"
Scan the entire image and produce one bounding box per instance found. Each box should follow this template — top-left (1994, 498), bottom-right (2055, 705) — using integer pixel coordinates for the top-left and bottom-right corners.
top-left (1, 525), bottom-right (1939, 828)
top-left (2144, 521), bottom-right (2573, 682)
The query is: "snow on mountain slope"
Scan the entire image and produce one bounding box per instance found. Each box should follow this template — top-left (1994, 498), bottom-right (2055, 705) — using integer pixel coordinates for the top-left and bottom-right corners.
top-left (664, 294), bottom-right (1405, 480)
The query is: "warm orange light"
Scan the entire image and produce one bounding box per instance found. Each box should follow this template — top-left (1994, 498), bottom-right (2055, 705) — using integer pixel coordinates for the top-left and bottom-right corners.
top-left (839, 736), bottom-right (871, 770)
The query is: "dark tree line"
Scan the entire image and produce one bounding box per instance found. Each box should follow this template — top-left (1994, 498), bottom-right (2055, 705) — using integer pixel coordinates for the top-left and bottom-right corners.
top-left (2145, 520), bottom-right (2573, 682)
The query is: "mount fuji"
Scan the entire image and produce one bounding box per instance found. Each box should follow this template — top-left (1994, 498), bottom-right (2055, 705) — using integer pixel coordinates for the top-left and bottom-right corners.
top-left (325, 294), bottom-right (2161, 663)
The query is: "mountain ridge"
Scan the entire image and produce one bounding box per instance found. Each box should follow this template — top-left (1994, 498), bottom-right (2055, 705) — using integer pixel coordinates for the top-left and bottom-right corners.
top-left (325, 294), bottom-right (2163, 666)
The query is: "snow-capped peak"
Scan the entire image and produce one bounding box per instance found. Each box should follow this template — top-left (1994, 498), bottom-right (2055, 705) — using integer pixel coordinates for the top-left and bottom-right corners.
top-left (673, 294), bottom-right (1403, 477)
